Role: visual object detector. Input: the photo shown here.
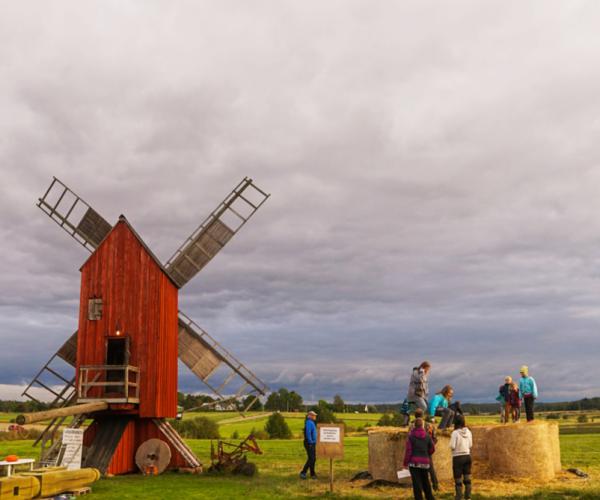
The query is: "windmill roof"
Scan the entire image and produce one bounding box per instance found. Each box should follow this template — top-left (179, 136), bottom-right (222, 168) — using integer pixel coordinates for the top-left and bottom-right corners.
top-left (79, 215), bottom-right (180, 289)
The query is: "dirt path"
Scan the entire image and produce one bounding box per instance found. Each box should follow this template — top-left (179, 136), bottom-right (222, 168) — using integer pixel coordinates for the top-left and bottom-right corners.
top-left (217, 412), bottom-right (274, 425)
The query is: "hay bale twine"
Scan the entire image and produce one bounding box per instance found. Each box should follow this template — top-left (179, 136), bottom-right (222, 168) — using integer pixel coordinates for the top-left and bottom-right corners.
top-left (367, 427), bottom-right (453, 482)
top-left (486, 422), bottom-right (560, 480)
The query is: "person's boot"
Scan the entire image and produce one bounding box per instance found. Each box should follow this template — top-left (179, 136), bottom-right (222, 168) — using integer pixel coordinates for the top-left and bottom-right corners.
top-left (464, 475), bottom-right (472, 500)
top-left (454, 480), bottom-right (463, 500)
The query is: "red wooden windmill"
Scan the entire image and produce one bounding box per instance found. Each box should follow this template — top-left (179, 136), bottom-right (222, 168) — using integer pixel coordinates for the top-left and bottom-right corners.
top-left (20, 177), bottom-right (270, 475)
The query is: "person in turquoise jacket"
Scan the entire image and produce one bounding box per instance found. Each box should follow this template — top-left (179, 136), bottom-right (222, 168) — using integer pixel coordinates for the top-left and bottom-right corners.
top-left (428, 385), bottom-right (454, 430)
top-left (519, 365), bottom-right (538, 421)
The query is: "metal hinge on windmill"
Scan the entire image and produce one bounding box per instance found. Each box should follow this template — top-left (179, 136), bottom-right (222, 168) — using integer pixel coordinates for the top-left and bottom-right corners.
top-left (18, 176), bottom-right (270, 476)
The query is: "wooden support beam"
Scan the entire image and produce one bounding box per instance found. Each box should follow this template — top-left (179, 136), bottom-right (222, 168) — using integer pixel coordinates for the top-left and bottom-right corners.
top-left (17, 401), bottom-right (109, 425)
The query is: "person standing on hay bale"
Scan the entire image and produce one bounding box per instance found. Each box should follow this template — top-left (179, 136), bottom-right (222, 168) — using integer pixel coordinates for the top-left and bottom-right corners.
top-left (429, 385), bottom-right (457, 430)
top-left (450, 414), bottom-right (473, 500)
top-left (403, 417), bottom-right (436, 500)
top-left (497, 376), bottom-right (513, 424)
top-left (519, 365), bottom-right (538, 422)
top-left (509, 382), bottom-right (521, 422)
top-left (299, 410), bottom-right (318, 480)
top-left (410, 408), bottom-right (439, 491)
top-left (406, 361), bottom-right (431, 413)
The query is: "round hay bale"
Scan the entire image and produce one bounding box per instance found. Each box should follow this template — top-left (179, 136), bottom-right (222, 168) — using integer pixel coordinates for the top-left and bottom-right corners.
top-left (547, 423), bottom-right (562, 472)
top-left (367, 427), bottom-right (404, 482)
top-left (486, 422), bottom-right (560, 480)
top-left (470, 425), bottom-right (493, 462)
top-left (367, 426), bottom-right (453, 482)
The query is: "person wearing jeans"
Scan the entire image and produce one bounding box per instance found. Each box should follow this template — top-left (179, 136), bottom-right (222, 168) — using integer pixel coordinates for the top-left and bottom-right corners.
top-left (300, 410), bottom-right (317, 479)
top-left (429, 385), bottom-right (455, 430)
top-left (519, 365), bottom-right (538, 422)
top-left (407, 361), bottom-right (431, 413)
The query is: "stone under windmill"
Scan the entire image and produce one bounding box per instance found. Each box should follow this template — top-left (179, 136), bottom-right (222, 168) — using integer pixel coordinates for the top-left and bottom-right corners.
top-left (18, 177), bottom-right (270, 475)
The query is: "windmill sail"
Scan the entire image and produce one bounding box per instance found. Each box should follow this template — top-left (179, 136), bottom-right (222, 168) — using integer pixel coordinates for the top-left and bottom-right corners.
top-left (178, 312), bottom-right (268, 403)
top-left (37, 177), bottom-right (112, 252)
top-left (165, 177), bottom-right (269, 288)
top-left (22, 332), bottom-right (78, 407)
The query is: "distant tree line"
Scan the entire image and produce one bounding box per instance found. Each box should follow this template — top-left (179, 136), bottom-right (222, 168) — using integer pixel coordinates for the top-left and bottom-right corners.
top-left (0, 400), bottom-right (49, 413)
top-left (168, 392), bottom-right (600, 415)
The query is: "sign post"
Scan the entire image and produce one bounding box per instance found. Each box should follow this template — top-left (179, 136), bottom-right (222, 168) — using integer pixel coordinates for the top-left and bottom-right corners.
top-left (316, 423), bottom-right (344, 493)
top-left (60, 428), bottom-right (84, 470)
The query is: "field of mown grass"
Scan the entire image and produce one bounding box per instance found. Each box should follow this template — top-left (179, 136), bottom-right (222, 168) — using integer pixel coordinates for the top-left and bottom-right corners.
top-left (1, 411), bottom-right (600, 499)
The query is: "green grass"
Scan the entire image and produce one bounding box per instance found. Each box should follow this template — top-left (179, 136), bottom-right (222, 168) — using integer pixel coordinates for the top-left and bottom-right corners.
top-left (2, 412), bottom-right (600, 498)
top-left (1, 433), bottom-right (599, 499)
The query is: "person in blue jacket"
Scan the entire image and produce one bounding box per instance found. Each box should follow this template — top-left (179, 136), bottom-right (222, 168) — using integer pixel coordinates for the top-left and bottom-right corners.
top-left (429, 385), bottom-right (455, 430)
top-left (519, 365), bottom-right (538, 422)
top-left (300, 410), bottom-right (318, 479)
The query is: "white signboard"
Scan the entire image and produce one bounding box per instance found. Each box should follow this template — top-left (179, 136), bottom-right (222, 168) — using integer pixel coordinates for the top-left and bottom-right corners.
top-left (319, 426), bottom-right (341, 444)
top-left (60, 428), bottom-right (84, 470)
top-left (397, 469), bottom-right (411, 480)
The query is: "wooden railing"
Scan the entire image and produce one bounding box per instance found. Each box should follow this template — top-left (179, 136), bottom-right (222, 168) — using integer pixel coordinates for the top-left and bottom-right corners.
top-left (77, 365), bottom-right (140, 404)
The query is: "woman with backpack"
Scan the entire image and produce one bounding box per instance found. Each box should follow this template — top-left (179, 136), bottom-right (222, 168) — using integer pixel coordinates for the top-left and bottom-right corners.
top-left (403, 417), bottom-right (436, 500)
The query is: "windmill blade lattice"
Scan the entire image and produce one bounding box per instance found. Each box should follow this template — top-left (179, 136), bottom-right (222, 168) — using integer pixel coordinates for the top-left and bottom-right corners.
top-left (178, 312), bottom-right (268, 405)
top-left (37, 177), bottom-right (112, 251)
top-left (164, 177), bottom-right (269, 288)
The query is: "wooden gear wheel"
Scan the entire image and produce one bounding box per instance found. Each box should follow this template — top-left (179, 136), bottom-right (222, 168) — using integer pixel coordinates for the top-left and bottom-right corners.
top-left (135, 438), bottom-right (172, 475)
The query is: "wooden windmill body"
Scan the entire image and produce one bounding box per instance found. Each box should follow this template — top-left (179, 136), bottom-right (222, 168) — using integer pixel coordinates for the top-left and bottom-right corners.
top-left (21, 177), bottom-right (270, 475)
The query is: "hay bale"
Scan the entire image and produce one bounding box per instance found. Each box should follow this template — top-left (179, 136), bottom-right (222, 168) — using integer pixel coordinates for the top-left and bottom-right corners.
top-left (367, 427), bottom-right (453, 482)
top-left (486, 422), bottom-right (560, 480)
top-left (547, 423), bottom-right (562, 472)
top-left (470, 425), bottom-right (493, 462)
top-left (367, 427), bottom-right (404, 482)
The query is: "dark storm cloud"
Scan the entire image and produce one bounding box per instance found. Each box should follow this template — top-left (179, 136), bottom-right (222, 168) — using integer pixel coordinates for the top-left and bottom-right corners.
top-left (2, 1), bottom-right (600, 403)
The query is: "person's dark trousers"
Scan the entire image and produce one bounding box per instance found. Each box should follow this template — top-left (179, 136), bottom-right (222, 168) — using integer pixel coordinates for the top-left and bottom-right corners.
top-left (524, 395), bottom-right (535, 422)
top-left (449, 401), bottom-right (463, 414)
top-left (452, 455), bottom-right (472, 500)
top-left (435, 407), bottom-right (455, 430)
top-left (409, 466), bottom-right (435, 500)
top-left (429, 458), bottom-right (439, 491)
top-left (301, 441), bottom-right (316, 477)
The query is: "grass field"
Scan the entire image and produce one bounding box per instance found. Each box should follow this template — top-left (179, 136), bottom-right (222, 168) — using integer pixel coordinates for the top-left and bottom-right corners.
top-left (1, 412), bottom-right (600, 499)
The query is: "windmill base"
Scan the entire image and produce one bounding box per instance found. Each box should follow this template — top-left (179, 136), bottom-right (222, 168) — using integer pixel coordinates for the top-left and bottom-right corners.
top-left (83, 416), bottom-right (201, 476)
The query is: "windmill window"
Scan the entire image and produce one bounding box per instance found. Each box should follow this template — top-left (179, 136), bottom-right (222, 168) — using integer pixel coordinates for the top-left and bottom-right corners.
top-left (88, 298), bottom-right (103, 320)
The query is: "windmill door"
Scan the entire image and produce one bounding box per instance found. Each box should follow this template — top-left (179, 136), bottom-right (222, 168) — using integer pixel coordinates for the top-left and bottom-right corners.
top-left (106, 337), bottom-right (129, 397)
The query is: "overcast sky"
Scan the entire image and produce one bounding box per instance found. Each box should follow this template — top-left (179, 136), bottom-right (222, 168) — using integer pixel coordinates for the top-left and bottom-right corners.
top-left (1, 1), bottom-right (600, 404)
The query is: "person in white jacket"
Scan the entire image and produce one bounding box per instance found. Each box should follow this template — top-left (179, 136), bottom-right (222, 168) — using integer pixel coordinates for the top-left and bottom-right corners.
top-left (449, 415), bottom-right (473, 500)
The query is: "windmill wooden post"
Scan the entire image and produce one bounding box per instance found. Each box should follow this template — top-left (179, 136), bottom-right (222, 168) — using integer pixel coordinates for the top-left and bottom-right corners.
top-left (20, 177), bottom-right (270, 475)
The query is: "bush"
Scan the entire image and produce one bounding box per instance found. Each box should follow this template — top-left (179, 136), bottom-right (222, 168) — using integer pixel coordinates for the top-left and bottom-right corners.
top-left (577, 414), bottom-right (589, 423)
top-left (250, 427), bottom-right (269, 440)
top-left (0, 429), bottom-right (41, 441)
top-left (315, 406), bottom-right (338, 424)
top-left (545, 413), bottom-right (561, 420)
top-left (231, 430), bottom-right (240, 439)
top-left (264, 413), bottom-right (292, 439)
top-left (171, 416), bottom-right (220, 439)
top-left (377, 414), bottom-right (392, 426)
top-left (562, 414), bottom-right (570, 420)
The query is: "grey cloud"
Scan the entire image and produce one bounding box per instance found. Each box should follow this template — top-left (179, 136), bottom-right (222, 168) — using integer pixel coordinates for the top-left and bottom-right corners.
top-left (2, 1), bottom-right (600, 403)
